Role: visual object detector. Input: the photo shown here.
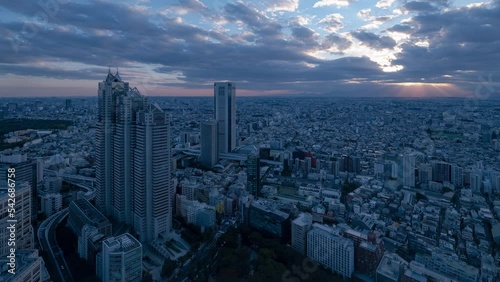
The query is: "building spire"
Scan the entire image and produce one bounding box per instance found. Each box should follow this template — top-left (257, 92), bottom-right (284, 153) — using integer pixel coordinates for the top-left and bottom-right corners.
top-left (108, 66), bottom-right (111, 74)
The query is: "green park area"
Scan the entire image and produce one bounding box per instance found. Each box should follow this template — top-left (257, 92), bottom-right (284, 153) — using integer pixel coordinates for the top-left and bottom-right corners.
top-left (0, 118), bottom-right (72, 150)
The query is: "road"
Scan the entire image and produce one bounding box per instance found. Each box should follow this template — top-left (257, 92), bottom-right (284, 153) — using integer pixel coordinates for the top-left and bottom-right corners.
top-left (38, 208), bottom-right (74, 282)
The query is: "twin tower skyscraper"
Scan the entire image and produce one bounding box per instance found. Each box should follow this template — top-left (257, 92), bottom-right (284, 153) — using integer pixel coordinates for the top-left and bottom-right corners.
top-left (200, 82), bottom-right (237, 167)
top-left (96, 70), bottom-right (172, 243)
top-left (96, 71), bottom-right (236, 243)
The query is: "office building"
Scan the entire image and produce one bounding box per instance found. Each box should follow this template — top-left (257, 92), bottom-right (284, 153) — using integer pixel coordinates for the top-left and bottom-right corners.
top-left (291, 213), bottom-right (312, 254)
top-left (248, 200), bottom-right (291, 242)
top-left (402, 154), bottom-right (415, 187)
top-left (65, 98), bottom-right (73, 110)
top-left (307, 223), bottom-right (355, 278)
top-left (0, 249), bottom-right (43, 282)
top-left (132, 103), bottom-right (172, 242)
top-left (432, 161), bottom-right (452, 183)
top-left (102, 233), bottom-right (142, 282)
top-left (0, 155), bottom-right (43, 223)
top-left (0, 183), bottom-right (34, 257)
top-left (68, 198), bottom-right (112, 238)
top-left (200, 120), bottom-right (218, 167)
top-left (247, 152), bottom-right (260, 197)
top-left (214, 82), bottom-right (236, 154)
top-left (96, 71), bottom-right (172, 242)
top-left (41, 193), bottom-right (62, 217)
top-left (415, 251), bottom-right (479, 282)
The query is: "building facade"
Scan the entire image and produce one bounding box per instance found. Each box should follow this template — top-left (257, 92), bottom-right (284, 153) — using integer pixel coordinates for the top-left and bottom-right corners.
top-left (214, 82), bottom-right (236, 154)
top-left (101, 233), bottom-right (142, 282)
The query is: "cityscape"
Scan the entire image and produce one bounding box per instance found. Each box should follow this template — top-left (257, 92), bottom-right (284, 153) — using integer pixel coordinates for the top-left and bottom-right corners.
top-left (1, 1), bottom-right (500, 282)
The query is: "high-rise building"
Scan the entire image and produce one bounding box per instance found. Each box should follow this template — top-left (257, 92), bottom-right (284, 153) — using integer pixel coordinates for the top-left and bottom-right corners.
top-left (0, 183), bottom-right (34, 257)
top-left (101, 233), bottom-right (142, 282)
top-left (96, 70), bottom-right (134, 218)
top-left (200, 120), bottom-right (218, 167)
top-left (214, 82), bottom-right (236, 154)
top-left (307, 223), bottom-right (355, 278)
top-left (65, 98), bottom-right (73, 110)
top-left (0, 154), bottom-right (43, 223)
top-left (291, 213), bottom-right (312, 254)
top-left (403, 154), bottom-right (415, 188)
top-left (0, 249), bottom-right (43, 282)
top-left (133, 104), bottom-right (172, 242)
top-left (95, 71), bottom-right (172, 242)
top-left (432, 161), bottom-right (452, 183)
top-left (247, 152), bottom-right (260, 197)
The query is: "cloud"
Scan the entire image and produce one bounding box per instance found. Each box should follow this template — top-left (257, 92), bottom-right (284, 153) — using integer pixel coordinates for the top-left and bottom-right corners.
top-left (313, 0), bottom-right (357, 8)
top-left (351, 30), bottom-right (397, 49)
top-left (322, 33), bottom-right (352, 52)
top-left (263, 0), bottom-right (300, 12)
top-left (318, 13), bottom-right (344, 32)
top-left (376, 0), bottom-right (396, 8)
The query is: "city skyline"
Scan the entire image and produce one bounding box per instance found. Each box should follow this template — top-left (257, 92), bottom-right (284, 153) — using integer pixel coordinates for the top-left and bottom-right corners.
top-left (1, 0), bottom-right (500, 98)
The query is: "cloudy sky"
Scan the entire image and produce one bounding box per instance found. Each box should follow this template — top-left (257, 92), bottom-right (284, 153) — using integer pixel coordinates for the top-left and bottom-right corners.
top-left (0, 0), bottom-right (499, 97)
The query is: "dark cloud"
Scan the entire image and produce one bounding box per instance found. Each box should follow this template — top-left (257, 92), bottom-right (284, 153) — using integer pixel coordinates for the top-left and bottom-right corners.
top-left (0, 0), bottom-right (499, 97)
top-left (403, 1), bottom-right (437, 12)
top-left (351, 30), bottom-right (396, 49)
top-left (322, 34), bottom-right (352, 52)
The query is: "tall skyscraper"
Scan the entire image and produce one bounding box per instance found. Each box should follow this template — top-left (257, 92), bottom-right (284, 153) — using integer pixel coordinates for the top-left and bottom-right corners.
top-left (102, 233), bottom-right (142, 282)
top-left (214, 82), bottom-right (236, 154)
top-left (402, 154), bottom-right (415, 187)
top-left (247, 152), bottom-right (260, 197)
top-left (96, 70), bottom-right (172, 242)
top-left (200, 120), bottom-right (218, 167)
top-left (133, 104), bottom-right (172, 242)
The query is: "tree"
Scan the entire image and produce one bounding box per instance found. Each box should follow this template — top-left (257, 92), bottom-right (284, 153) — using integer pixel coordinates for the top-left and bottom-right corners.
top-left (162, 258), bottom-right (177, 277)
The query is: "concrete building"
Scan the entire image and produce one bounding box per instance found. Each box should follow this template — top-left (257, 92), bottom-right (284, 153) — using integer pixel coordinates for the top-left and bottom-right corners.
top-left (96, 71), bottom-right (172, 242)
top-left (41, 193), bottom-right (62, 217)
top-left (247, 152), bottom-right (260, 197)
top-left (200, 120), bottom-right (218, 167)
top-left (248, 200), bottom-right (291, 242)
top-left (0, 249), bottom-right (43, 282)
top-left (415, 251), bottom-right (479, 282)
top-left (68, 198), bottom-right (112, 238)
top-left (403, 154), bottom-right (415, 188)
top-left (0, 183), bottom-right (34, 257)
top-left (132, 103), bottom-right (172, 242)
top-left (291, 213), bottom-right (312, 254)
top-left (214, 82), bottom-right (236, 154)
top-left (376, 253), bottom-right (408, 282)
top-left (102, 233), bottom-right (142, 282)
top-left (307, 223), bottom-right (355, 278)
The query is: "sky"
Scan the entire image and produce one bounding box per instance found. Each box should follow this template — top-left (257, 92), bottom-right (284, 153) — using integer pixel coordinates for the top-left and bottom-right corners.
top-left (0, 0), bottom-right (499, 98)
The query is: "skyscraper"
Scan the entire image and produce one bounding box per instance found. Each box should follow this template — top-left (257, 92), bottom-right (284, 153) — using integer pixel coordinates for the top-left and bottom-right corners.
top-left (214, 82), bottom-right (236, 154)
top-left (101, 233), bottom-right (142, 282)
top-left (133, 104), bottom-right (172, 242)
top-left (200, 120), bottom-right (218, 167)
top-left (96, 70), bottom-right (172, 242)
top-left (402, 154), bottom-right (415, 188)
top-left (247, 152), bottom-right (260, 197)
